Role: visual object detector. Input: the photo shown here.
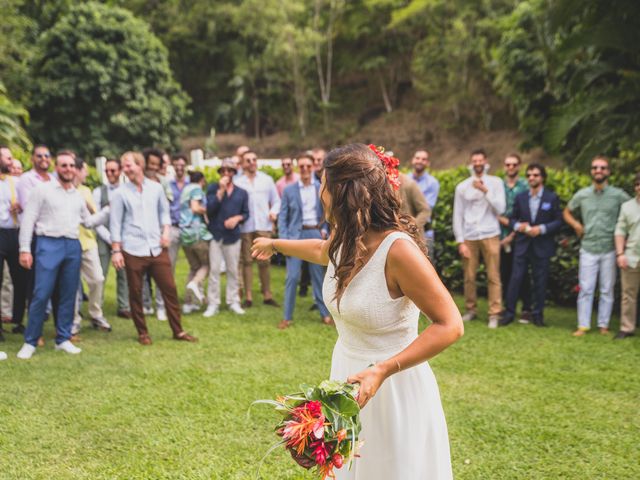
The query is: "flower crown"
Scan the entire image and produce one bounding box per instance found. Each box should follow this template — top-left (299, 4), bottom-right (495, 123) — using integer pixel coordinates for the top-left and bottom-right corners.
top-left (368, 144), bottom-right (400, 190)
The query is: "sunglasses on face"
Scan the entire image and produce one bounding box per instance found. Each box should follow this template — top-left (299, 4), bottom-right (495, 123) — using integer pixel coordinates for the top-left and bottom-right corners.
top-left (105, 168), bottom-right (119, 173)
top-left (591, 165), bottom-right (608, 171)
top-left (282, 163), bottom-right (292, 167)
top-left (36, 153), bottom-right (51, 159)
top-left (219, 168), bottom-right (232, 174)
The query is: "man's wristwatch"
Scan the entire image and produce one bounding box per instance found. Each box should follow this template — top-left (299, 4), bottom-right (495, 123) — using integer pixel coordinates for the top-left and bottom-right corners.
top-left (111, 250), bottom-right (122, 254)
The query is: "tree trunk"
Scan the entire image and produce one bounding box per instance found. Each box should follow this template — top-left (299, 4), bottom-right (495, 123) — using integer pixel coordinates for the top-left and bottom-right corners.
top-left (379, 71), bottom-right (393, 113)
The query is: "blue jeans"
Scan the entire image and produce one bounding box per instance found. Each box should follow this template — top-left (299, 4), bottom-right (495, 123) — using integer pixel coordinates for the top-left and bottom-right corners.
top-left (25, 237), bottom-right (82, 346)
top-left (283, 229), bottom-right (330, 321)
top-left (577, 249), bottom-right (616, 329)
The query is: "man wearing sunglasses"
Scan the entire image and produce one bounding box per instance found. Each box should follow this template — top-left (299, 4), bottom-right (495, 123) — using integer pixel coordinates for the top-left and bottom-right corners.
top-left (16, 152), bottom-right (110, 359)
top-left (500, 164), bottom-right (562, 328)
top-left (564, 156), bottom-right (631, 336)
top-left (613, 172), bottom-right (640, 340)
top-left (16, 145), bottom-right (52, 208)
top-left (93, 158), bottom-right (130, 319)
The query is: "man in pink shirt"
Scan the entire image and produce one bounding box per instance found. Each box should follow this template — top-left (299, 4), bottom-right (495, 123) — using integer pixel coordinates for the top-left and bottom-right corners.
top-left (275, 157), bottom-right (299, 197)
top-left (16, 145), bottom-right (53, 207)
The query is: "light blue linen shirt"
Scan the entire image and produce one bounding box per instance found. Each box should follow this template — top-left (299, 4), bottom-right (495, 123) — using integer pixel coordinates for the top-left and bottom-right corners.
top-left (109, 178), bottom-right (171, 257)
top-left (409, 171), bottom-right (440, 210)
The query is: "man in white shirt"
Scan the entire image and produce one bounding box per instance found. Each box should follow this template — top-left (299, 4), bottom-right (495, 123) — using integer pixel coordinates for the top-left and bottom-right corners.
top-left (453, 149), bottom-right (506, 328)
top-left (17, 152), bottom-right (110, 359)
top-left (235, 150), bottom-right (281, 308)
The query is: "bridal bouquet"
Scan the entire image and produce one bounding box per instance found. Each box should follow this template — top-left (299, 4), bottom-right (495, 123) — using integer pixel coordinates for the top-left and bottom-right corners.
top-left (252, 380), bottom-right (362, 479)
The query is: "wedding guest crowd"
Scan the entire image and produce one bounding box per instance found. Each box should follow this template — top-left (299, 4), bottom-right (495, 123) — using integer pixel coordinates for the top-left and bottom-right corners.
top-left (0, 141), bottom-right (637, 361)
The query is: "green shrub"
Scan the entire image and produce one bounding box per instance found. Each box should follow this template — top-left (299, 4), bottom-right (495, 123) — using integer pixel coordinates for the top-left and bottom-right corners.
top-left (431, 167), bottom-right (635, 306)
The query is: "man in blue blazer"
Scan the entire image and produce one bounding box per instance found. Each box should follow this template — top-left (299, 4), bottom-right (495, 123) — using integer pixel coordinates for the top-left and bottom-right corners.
top-left (500, 164), bottom-right (563, 327)
top-left (277, 154), bottom-right (332, 329)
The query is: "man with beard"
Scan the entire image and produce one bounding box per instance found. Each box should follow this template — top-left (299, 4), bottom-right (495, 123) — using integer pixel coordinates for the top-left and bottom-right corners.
top-left (453, 149), bottom-right (506, 328)
top-left (93, 158), bottom-right (130, 318)
top-left (564, 156), bottom-right (630, 336)
top-left (409, 149), bottom-right (440, 262)
top-left (498, 153), bottom-right (532, 323)
top-left (275, 157), bottom-right (299, 197)
top-left (500, 164), bottom-right (562, 328)
top-left (17, 152), bottom-right (110, 359)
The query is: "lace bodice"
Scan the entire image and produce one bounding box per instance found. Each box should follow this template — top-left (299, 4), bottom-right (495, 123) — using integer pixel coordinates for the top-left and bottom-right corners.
top-left (323, 232), bottom-right (420, 358)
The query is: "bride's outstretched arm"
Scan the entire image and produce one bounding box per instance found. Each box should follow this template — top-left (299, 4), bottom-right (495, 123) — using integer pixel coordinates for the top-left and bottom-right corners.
top-left (251, 236), bottom-right (331, 266)
top-left (348, 238), bottom-right (464, 407)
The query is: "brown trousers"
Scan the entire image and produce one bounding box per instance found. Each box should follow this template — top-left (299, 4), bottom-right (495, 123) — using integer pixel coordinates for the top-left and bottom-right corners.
top-left (620, 265), bottom-right (640, 333)
top-left (240, 231), bottom-right (272, 300)
top-left (463, 235), bottom-right (503, 316)
top-left (123, 250), bottom-right (183, 337)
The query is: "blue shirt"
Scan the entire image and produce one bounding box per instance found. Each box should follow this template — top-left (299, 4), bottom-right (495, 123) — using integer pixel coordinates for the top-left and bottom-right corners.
top-left (409, 171), bottom-right (440, 211)
top-left (206, 183), bottom-right (250, 244)
top-left (169, 178), bottom-right (189, 226)
top-left (110, 178), bottom-right (171, 257)
top-left (179, 184), bottom-right (212, 245)
top-left (514, 188), bottom-right (547, 235)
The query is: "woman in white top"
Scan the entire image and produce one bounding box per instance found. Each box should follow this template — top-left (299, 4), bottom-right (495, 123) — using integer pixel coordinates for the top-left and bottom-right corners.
top-left (252, 143), bottom-right (463, 479)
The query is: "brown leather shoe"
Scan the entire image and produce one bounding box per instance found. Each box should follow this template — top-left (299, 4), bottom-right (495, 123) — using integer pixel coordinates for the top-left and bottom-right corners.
top-left (138, 334), bottom-right (152, 346)
top-left (263, 298), bottom-right (280, 308)
top-left (70, 334), bottom-right (81, 343)
top-left (37, 336), bottom-right (45, 347)
top-left (174, 332), bottom-right (198, 343)
top-left (117, 310), bottom-right (131, 319)
top-left (278, 320), bottom-right (291, 330)
top-left (599, 327), bottom-right (610, 335)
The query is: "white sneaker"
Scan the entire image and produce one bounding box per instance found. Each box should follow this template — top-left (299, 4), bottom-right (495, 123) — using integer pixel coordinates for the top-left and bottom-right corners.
top-left (0, 351), bottom-right (7, 361)
top-left (157, 308), bottom-right (167, 321)
top-left (55, 340), bottom-right (82, 354)
top-left (229, 303), bottom-right (245, 315)
top-left (143, 306), bottom-right (155, 315)
top-left (488, 316), bottom-right (500, 329)
top-left (182, 303), bottom-right (199, 314)
top-left (186, 281), bottom-right (204, 304)
top-left (17, 343), bottom-right (36, 360)
top-left (203, 306), bottom-right (219, 318)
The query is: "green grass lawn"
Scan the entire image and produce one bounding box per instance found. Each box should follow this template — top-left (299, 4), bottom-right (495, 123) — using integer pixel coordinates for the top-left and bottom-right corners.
top-left (1, 254), bottom-right (638, 479)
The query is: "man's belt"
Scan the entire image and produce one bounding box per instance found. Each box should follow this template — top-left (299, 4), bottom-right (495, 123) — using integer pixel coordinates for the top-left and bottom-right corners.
top-left (302, 225), bottom-right (320, 230)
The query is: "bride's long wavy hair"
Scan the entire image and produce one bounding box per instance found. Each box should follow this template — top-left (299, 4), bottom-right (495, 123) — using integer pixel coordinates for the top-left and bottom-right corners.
top-left (323, 143), bottom-right (427, 306)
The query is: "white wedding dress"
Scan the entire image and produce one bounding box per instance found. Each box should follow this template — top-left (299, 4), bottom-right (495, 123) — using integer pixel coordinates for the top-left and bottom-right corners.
top-left (323, 231), bottom-right (453, 479)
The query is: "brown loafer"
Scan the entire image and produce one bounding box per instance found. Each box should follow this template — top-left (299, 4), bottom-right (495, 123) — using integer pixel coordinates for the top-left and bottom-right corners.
top-left (117, 309), bottom-right (131, 319)
top-left (174, 332), bottom-right (198, 343)
top-left (278, 320), bottom-right (291, 330)
top-left (138, 334), bottom-right (152, 346)
top-left (263, 298), bottom-right (280, 308)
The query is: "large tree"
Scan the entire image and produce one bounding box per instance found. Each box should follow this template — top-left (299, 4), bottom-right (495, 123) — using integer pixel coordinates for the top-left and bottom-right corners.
top-left (28, 1), bottom-right (190, 158)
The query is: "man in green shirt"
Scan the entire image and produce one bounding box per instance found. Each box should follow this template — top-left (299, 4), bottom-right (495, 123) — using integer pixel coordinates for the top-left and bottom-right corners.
top-left (498, 153), bottom-right (531, 322)
top-left (613, 172), bottom-right (640, 339)
top-left (564, 156), bottom-right (631, 336)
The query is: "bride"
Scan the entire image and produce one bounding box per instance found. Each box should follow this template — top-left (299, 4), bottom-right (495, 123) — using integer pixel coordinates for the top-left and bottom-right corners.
top-left (252, 143), bottom-right (463, 479)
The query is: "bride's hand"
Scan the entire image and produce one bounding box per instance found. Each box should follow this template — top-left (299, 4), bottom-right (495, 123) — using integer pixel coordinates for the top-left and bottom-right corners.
top-left (251, 237), bottom-right (275, 261)
top-left (348, 364), bottom-right (387, 409)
